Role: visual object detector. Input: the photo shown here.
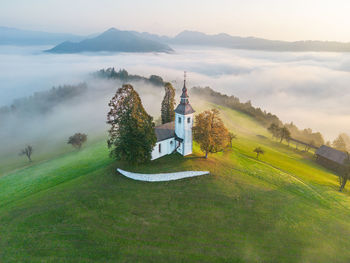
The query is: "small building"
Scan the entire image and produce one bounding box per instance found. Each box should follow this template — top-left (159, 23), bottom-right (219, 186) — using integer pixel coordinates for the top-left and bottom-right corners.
top-left (151, 74), bottom-right (195, 160)
top-left (315, 145), bottom-right (348, 172)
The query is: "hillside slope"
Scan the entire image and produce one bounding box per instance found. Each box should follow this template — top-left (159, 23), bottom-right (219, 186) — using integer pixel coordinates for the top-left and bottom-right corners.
top-left (1, 102), bottom-right (350, 262)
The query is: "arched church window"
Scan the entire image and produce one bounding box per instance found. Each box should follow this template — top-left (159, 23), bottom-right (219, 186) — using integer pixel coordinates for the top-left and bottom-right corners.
top-left (187, 117), bottom-right (191, 123)
top-left (178, 117), bottom-right (181, 123)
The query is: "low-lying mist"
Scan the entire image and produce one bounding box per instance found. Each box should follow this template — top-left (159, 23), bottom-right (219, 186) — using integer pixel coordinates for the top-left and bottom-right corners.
top-left (1, 44), bottom-right (350, 159)
top-left (0, 77), bottom-right (166, 163)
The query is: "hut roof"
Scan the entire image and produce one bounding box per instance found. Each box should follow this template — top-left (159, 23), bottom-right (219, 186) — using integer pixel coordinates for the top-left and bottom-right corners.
top-left (315, 145), bottom-right (348, 165)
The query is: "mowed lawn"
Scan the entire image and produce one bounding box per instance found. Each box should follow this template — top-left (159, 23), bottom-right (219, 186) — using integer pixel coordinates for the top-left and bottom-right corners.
top-left (1, 103), bottom-right (350, 262)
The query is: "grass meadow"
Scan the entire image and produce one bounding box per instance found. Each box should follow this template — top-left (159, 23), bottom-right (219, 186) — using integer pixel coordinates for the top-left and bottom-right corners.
top-left (1, 102), bottom-right (350, 262)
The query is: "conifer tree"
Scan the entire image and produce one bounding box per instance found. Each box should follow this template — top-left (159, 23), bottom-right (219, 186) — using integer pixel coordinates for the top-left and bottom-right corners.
top-left (161, 82), bottom-right (176, 124)
top-left (107, 84), bottom-right (157, 164)
top-left (193, 108), bottom-right (229, 158)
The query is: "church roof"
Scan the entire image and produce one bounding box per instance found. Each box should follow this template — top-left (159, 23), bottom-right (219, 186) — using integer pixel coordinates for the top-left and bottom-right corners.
top-left (175, 103), bottom-right (195, 115)
top-left (154, 121), bottom-right (175, 142)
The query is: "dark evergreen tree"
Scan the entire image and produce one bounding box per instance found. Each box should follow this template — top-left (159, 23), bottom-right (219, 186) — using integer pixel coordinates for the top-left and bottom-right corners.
top-left (107, 84), bottom-right (157, 164)
top-left (161, 82), bottom-right (176, 124)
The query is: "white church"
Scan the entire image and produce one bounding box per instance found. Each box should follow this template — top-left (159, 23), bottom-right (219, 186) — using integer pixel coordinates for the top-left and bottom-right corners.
top-left (151, 76), bottom-right (195, 160)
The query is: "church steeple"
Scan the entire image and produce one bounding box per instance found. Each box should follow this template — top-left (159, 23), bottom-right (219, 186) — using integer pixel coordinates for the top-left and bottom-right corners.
top-left (175, 71), bottom-right (195, 115)
top-left (180, 71), bottom-right (189, 104)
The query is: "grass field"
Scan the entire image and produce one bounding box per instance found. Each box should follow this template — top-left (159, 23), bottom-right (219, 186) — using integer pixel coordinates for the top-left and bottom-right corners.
top-left (1, 102), bottom-right (350, 262)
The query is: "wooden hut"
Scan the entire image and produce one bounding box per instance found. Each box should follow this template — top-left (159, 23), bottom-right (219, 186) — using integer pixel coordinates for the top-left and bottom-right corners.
top-left (315, 145), bottom-right (348, 172)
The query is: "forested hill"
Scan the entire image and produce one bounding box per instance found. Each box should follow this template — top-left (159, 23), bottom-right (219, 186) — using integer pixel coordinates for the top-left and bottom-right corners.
top-left (95, 68), bottom-right (165, 86)
top-left (0, 83), bottom-right (87, 118)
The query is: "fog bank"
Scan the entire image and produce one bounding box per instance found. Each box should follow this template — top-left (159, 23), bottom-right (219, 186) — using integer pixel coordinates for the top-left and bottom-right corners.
top-left (1, 45), bottom-right (350, 141)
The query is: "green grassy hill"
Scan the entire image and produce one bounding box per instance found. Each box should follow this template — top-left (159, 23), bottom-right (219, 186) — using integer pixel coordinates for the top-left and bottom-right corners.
top-left (1, 102), bottom-right (350, 262)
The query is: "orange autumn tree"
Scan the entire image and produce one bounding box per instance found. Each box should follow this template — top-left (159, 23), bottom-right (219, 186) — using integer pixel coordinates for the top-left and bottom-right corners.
top-left (193, 108), bottom-right (230, 158)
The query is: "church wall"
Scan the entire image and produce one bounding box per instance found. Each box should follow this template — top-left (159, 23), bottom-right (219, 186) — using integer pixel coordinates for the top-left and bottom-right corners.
top-left (183, 114), bottom-right (193, 156)
top-left (151, 138), bottom-right (176, 160)
top-left (175, 113), bottom-right (194, 156)
top-left (175, 113), bottom-right (184, 139)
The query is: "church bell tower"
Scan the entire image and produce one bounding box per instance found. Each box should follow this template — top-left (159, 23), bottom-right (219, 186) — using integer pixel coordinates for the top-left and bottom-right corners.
top-left (175, 72), bottom-right (195, 156)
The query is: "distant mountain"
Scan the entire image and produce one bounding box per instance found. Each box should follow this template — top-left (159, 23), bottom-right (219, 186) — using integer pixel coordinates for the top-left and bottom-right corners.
top-left (0, 26), bottom-right (84, 45)
top-left (5, 25), bottom-right (350, 52)
top-left (167, 30), bottom-right (350, 52)
top-left (47, 28), bottom-right (173, 54)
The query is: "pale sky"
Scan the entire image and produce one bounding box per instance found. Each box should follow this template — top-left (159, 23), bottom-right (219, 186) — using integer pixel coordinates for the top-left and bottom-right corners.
top-left (1, 0), bottom-right (350, 41)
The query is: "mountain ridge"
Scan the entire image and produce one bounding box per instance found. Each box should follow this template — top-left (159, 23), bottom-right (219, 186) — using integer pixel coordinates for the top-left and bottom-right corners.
top-left (0, 26), bottom-right (85, 45)
top-left (3, 26), bottom-right (350, 52)
top-left (46, 28), bottom-right (173, 53)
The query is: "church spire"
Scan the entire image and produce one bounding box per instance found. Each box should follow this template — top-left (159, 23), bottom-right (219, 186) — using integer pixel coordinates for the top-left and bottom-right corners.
top-left (180, 71), bottom-right (189, 104)
top-left (175, 71), bottom-right (195, 115)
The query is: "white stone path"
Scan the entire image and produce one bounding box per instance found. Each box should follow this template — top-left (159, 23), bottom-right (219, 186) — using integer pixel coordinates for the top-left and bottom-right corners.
top-left (117, 168), bottom-right (210, 182)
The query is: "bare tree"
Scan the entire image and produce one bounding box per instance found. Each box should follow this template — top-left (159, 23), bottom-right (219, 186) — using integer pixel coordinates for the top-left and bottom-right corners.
top-left (228, 132), bottom-right (237, 148)
top-left (19, 145), bottom-right (33, 162)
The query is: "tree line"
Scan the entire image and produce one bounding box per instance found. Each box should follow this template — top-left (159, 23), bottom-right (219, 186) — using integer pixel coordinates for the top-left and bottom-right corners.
top-left (95, 68), bottom-right (165, 87)
top-left (0, 83), bottom-right (87, 120)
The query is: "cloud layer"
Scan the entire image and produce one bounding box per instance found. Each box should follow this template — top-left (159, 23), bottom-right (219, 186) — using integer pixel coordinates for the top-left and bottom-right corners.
top-left (1, 45), bottom-right (350, 142)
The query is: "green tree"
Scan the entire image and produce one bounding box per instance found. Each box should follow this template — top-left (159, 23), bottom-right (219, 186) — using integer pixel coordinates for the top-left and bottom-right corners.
top-left (278, 127), bottom-right (291, 143)
top-left (149, 75), bottom-right (164, 86)
top-left (161, 82), bottom-right (175, 124)
top-left (193, 108), bottom-right (230, 158)
top-left (107, 84), bottom-right (157, 164)
top-left (333, 135), bottom-right (347, 152)
top-left (68, 133), bottom-right (87, 150)
top-left (268, 123), bottom-right (280, 139)
top-left (253, 147), bottom-right (265, 159)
